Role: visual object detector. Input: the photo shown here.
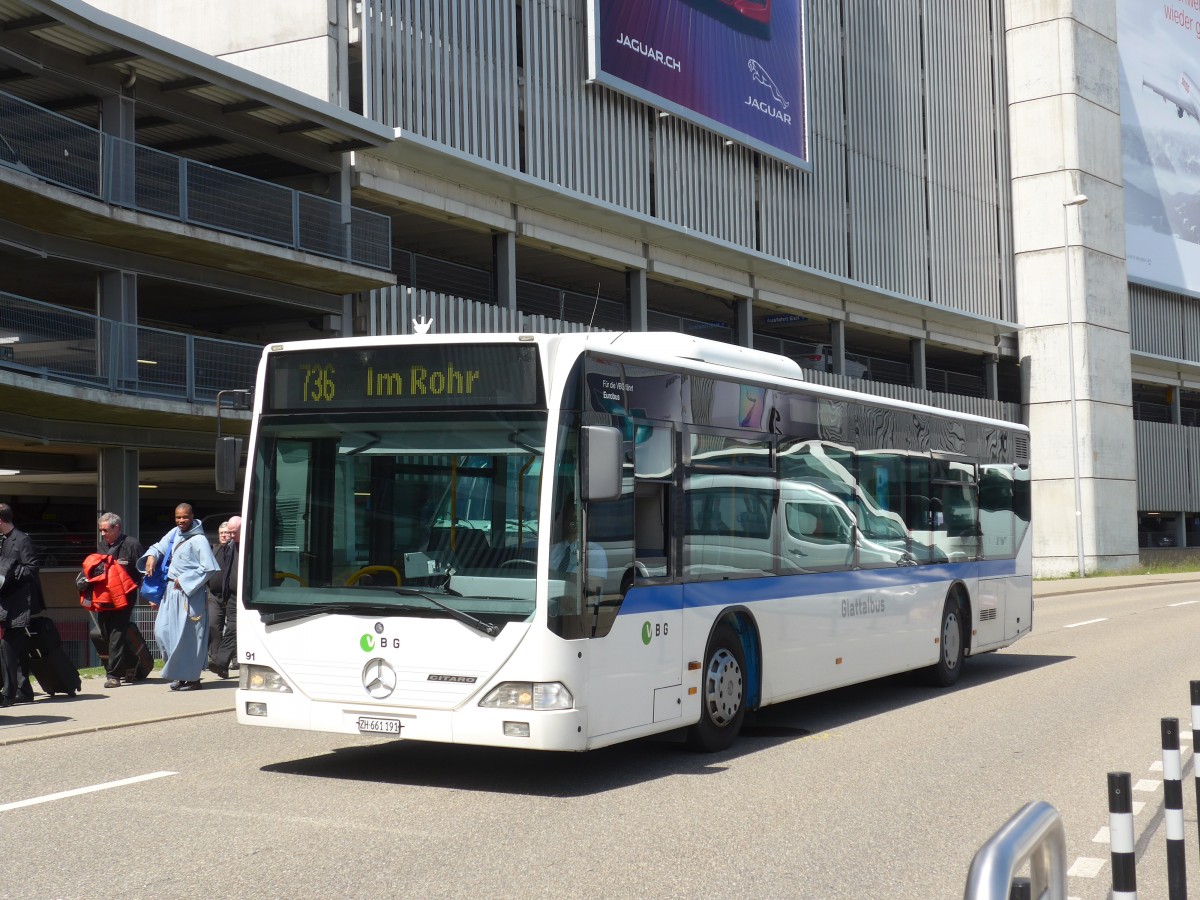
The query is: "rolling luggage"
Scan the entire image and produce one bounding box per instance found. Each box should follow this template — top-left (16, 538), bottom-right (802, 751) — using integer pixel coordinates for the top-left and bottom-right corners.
top-left (26, 616), bottom-right (81, 697)
top-left (88, 613), bottom-right (154, 681)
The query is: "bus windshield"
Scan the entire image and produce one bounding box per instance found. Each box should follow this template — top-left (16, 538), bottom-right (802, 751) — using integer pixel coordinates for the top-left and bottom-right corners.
top-left (243, 411), bottom-right (546, 626)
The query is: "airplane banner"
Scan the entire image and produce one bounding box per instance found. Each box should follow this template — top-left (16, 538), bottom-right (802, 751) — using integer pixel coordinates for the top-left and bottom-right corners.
top-left (587, 0), bottom-right (809, 169)
top-left (1118, 0), bottom-right (1200, 294)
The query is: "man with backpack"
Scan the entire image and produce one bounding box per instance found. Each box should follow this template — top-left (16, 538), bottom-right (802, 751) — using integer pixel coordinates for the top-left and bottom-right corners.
top-left (91, 512), bottom-right (144, 688)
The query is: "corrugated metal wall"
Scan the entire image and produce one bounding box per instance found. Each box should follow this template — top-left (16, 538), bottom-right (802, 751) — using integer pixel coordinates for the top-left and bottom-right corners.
top-left (362, 0), bottom-right (1013, 320)
top-left (1128, 282), bottom-right (1200, 359)
top-left (1136, 419), bottom-right (1198, 510)
top-left (522, 0), bottom-right (652, 213)
top-left (364, 285), bottom-right (600, 336)
top-left (363, 0), bottom-right (520, 167)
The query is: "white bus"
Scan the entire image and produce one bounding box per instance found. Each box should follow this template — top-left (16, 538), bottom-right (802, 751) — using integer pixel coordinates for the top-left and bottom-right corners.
top-left (229, 331), bottom-right (1031, 751)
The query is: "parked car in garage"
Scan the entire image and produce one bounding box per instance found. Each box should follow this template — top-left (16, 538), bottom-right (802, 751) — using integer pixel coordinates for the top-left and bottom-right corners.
top-left (23, 521), bottom-right (91, 567)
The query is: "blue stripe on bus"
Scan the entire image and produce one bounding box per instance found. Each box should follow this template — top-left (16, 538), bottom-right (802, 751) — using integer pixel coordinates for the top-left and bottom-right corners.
top-left (617, 558), bottom-right (1020, 616)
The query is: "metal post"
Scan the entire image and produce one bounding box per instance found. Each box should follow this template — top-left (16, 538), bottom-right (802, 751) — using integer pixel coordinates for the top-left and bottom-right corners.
top-left (1191, 681), bottom-right (1200, 870)
top-left (1161, 718), bottom-right (1187, 899)
top-left (1062, 194), bottom-right (1088, 576)
top-left (1108, 771), bottom-right (1137, 899)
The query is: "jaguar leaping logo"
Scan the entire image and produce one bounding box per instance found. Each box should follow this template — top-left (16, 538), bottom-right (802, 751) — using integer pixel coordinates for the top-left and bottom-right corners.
top-left (362, 658), bottom-right (397, 699)
top-left (748, 59), bottom-right (788, 109)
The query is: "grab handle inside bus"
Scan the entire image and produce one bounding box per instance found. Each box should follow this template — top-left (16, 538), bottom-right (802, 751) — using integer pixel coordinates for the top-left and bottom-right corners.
top-left (581, 425), bottom-right (621, 502)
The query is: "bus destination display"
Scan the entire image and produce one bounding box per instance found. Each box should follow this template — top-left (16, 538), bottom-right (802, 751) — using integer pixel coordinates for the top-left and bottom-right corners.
top-left (266, 343), bottom-right (543, 411)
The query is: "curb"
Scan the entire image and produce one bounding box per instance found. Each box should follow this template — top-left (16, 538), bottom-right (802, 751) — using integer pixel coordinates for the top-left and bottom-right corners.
top-left (0, 704), bottom-right (232, 747)
top-left (1035, 576), bottom-right (1200, 599)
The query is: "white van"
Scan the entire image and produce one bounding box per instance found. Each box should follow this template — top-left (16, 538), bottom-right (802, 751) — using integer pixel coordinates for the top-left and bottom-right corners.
top-left (795, 344), bottom-right (869, 379)
top-left (683, 476), bottom-right (911, 576)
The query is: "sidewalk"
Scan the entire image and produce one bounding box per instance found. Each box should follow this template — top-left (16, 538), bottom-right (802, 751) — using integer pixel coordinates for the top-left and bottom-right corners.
top-left (1032, 569), bottom-right (1200, 598)
top-left (0, 669), bottom-right (235, 746)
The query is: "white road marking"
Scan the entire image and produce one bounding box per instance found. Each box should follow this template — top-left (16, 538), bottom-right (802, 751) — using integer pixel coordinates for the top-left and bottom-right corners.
top-left (1133, 801), bottom-right (1145, 815)
top-left (1068, 857), bottom-right (1105, 878)
top-left (1151, 761), bottom-right (1162, 771)
top-left (1064, 618), bottom-right (1108, 628)
top-left (1133, 779), bottom-right (1160, 793)
top-left (1093, 826), bottom-right (1109, 843)
top-left (1168, 600), bottom-right (1198, 607)
top-left (0, 771), bottom-right (176, 812)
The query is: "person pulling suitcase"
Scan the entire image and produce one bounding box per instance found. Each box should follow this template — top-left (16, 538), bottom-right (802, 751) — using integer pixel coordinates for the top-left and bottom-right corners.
top-left (0, 503), bottom-right (45, 707)
top-left (91, 512), bottom-right (145, 689)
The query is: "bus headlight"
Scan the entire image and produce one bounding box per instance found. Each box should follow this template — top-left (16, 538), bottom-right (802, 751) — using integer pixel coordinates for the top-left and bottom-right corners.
top-left (240, 665), bottom-right (293, 693)
top-left (479, 681), bottom-right (573, 710)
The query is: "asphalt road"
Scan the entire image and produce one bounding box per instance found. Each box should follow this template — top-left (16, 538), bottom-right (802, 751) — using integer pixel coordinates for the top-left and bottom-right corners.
top-left (4, 580), bottom-right (1199, 899)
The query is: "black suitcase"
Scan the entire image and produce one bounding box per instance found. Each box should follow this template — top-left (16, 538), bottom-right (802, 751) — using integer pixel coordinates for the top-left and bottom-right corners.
top-left (88, 613), bottom-right (154, 681)
top-left (26, 616), bottom-right (82, 697)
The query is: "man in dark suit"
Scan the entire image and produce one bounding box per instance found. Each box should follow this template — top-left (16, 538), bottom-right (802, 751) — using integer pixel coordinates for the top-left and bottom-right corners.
top-left (0, 503), bottom-right (45, 706)
top-left (96, 511), bottom-right (145, 688)
top-left (206, 515), bottom-right (240, 679)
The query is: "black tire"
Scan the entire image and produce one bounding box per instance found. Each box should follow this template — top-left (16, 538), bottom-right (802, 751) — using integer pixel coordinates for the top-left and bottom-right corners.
top-left (686, 622), bottom-right (747, 752)
top-left (927, 593), bottom-right (966, 687)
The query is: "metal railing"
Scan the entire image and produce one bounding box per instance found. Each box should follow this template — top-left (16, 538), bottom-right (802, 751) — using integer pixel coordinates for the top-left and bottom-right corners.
top-left (54, 605), bottom-right (166, 668)
top-left (963, 801), bottom-right (1067, 900)
top-left (0, 290), bottom-right (261, 403)
top-left (0, 89), bottom-right (391, 270)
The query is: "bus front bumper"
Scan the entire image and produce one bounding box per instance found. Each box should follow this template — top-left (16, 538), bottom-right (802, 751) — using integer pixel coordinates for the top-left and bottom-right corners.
top-left (235, 688), bottom-right (589, 751)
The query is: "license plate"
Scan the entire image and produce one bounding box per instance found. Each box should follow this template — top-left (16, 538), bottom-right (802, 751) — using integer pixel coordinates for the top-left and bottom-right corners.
top-left (357, 716), bottom-right (402, 735)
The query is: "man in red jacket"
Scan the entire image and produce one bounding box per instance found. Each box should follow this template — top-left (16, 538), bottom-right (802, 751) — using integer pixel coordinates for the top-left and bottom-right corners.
top-left (95, 512), bottom-right (144, 689)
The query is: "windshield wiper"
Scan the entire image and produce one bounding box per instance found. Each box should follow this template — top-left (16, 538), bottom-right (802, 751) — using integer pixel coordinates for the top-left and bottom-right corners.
top-left (260, 603), bottom-right (400, 625)
top-left (384, 586), bottom-right (500, 637)
top-left (259, 591), bottom-right (500, 637)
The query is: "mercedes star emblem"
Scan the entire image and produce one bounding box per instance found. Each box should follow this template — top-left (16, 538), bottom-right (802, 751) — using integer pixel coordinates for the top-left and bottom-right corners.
top-left (362, 658), bottom-right (397, 699)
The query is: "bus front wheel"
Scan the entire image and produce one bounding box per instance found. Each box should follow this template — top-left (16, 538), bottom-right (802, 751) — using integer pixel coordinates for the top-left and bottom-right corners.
top-left (687, 623), bottom-right (747, 752)
top-left (928, 593), bottom-right (966, 687)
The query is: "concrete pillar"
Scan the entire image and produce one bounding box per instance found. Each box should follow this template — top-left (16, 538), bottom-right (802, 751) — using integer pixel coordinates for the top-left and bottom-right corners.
top-left (1006, 1), bottom-right (1138, 575)
top-left (983, 354), bottom-right (999, 401)
top-left (910, 338), bottom-right (927, 391)
top-left (98, 270), bottom-right (138, 391)
top-left (736, 297), bottom-right (753, 348)
top-left (493, 231), bottom-right (517, 314)
top-left (98, 447), bottom-right (139, 541)
top-left (828, 320), bottom-right (846, 375)
top-left (627, 269), bottom-right (647, 332)
top-left (100, 92), bottom-right (135, 206)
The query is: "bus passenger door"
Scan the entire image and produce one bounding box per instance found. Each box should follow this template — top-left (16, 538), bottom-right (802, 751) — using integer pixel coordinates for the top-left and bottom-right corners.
top-left (586, 426), bottom-right (683, 738)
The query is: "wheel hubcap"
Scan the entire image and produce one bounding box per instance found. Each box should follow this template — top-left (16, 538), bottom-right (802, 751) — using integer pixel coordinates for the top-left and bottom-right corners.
top-left (943, 611), bottom-right (961, 669)
top-left (704, 648), bottom-right (743, 726)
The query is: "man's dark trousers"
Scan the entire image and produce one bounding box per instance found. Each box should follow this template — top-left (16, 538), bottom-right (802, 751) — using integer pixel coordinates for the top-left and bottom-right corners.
top-left (0, 627), bottom-right (32, 704)
top-left (98, 604), bottom-right (133, 678)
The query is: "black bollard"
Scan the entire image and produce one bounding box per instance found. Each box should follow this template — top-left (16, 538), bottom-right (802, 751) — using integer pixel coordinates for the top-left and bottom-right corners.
top-left (1162, 718), bottom-right (1187, 899)
top-left (1109, 771), bottom-right (1137, 899)
top-left (1192, 681), bottom-right (1200, 872)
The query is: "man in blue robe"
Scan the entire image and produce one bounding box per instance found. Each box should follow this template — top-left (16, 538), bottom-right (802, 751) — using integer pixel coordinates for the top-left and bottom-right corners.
top-left (138, 503), bottom-right (219, 691)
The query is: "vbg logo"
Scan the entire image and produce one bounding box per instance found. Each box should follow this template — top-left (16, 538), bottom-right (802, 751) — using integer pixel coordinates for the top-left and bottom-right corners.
top-left (362, 632), bottom-right (400, 651)
top-left (641, 620), bottom-right (668, 645)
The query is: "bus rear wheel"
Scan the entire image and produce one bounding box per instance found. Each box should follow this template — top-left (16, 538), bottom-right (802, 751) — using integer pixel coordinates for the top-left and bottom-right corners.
top-left (928, 593), bottom-right (966, 687)
top-left (686, 623), bottom-right (746, 752)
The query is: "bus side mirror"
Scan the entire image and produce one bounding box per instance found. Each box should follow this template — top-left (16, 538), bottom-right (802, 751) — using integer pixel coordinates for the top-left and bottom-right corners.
top-left (581, 425), bottom-right (621, 502)
top-left (216, 436), bottom-right (244, 494)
